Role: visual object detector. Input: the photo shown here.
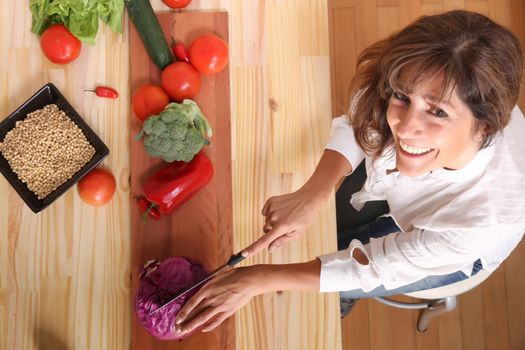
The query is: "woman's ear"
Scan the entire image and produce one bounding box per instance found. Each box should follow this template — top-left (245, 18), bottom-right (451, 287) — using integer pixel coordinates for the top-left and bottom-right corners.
top-left (475, 122), bottom-right (492, 143)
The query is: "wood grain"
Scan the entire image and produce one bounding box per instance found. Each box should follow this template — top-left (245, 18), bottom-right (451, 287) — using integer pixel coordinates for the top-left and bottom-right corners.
top-left (3, 0), bottom-right (522, 349)
top-left (330, 1), bottom-right (525, 350)
top-left (2, 1), bottom-right (340, 349)
top-left (129, 11), bottom-right (234, 349)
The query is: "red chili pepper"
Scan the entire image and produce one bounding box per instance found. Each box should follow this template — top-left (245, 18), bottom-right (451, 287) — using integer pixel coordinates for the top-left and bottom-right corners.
top-left (136, 196), bottom-right (161, 221)
top-left (143, 152), bottom-right (214, 216)
top-left (171, 41), bottom-right (190, 63)
top-left (85, 86), bottom-right (119, 99)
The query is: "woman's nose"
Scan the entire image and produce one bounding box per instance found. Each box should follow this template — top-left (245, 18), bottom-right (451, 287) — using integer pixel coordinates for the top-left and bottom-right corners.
top-left (396, 106), bottom-right (423, 138)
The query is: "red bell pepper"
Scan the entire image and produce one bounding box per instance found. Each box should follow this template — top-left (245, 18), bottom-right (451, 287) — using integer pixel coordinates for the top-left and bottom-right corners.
top-left (136, 196), bottom-right (161, 220)
top-left (137, 152), bottom-right (214, 219)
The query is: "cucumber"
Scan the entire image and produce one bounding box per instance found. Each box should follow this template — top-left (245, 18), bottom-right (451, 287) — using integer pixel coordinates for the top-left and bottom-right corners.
top-left (125, 0), bottom-right (173, 70)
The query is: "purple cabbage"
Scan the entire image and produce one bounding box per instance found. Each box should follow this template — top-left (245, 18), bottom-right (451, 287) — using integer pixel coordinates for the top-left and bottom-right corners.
top-left (135, 257), bottom-right (209, 340)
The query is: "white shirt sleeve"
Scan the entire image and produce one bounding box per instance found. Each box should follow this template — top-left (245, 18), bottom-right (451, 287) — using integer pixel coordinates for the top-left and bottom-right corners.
top-left (317, 227), bottom-right (491, 293)
top-left (324, 115), bottom-right (365, 174)
top-left (317, 105), bottom-right (525, 293)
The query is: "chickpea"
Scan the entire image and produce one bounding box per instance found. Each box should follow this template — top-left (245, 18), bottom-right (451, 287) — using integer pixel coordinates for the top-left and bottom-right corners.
top-left (0, 104), bottom-right (96, 199)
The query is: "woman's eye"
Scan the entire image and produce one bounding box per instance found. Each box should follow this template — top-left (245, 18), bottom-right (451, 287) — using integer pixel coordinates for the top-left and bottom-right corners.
top-left (429, 107), bottom-right (448, 118)
top-left (392, 91), bottom-right (408, 102)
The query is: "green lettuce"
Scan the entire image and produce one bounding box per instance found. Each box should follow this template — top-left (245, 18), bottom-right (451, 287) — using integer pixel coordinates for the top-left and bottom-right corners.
top-left (30, 0), bottom-right (124, 45)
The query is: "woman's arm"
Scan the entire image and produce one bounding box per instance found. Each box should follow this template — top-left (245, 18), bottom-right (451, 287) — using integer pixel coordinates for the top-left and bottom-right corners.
top-left (318, 226), bottom-right (497, 293)
top-left (250, 259), bottom-right (322, 293)
top-left (243, 113), bottom-right (365, 256)
top-left (302, 149), bottom-right (355, 195)
top-left (242, 150), bottom-right (354, 257)
top-left (175, 259), bottom-right (321, 334)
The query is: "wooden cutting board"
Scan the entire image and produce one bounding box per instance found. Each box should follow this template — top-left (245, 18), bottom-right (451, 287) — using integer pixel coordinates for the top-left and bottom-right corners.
top-left (129, 11), bottom-right (233, 350)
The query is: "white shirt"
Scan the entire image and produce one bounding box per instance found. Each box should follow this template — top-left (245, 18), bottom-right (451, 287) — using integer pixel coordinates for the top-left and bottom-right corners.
top-left (318, 106), bottom-right (525, 292)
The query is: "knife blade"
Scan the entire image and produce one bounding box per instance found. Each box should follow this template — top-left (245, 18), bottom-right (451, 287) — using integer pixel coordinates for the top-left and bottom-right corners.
top-left (147, 251), bottom-right (246, 317)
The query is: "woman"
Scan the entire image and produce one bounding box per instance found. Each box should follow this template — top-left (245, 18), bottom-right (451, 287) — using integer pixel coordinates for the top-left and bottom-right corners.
top-left (175, 10), bottom-right (525, 334)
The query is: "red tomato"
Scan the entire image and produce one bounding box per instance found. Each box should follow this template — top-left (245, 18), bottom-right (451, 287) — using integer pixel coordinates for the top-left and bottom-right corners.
top-left (77, 168), bottom-right (116, 207)
top-left (188, 34), bottom-right (229, 75)
top-left (132, 84), bottom-right (170, 122)
top-left (161, 62), bottom-right (201, 101)
top-left (162, 0), bottom-right (192, 8)
top-left (40, 24), bottom-right (81, 64)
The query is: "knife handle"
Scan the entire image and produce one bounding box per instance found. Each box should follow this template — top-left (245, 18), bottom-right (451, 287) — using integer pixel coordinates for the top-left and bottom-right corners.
top-left (227, 252), bottom-right (246, 267)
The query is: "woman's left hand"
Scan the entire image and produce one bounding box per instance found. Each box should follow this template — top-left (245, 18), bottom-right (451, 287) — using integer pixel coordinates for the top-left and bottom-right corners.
top-left (175, 267), bottom-right (258, 334)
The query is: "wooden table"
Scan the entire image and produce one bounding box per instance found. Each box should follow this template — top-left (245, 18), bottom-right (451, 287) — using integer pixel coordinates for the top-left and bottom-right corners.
top-left (0, 1), bottom-right (341, 349)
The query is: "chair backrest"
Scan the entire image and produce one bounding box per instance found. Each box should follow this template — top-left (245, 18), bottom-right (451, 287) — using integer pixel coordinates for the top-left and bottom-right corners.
top-left (404, 269), bottom-right (492, 299)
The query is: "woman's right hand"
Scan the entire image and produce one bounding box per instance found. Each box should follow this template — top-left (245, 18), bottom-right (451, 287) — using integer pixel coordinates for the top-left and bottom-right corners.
top-left (242, 185), bottom-right (328, 257)
top-left (242, 150), bottom-right (354, 258)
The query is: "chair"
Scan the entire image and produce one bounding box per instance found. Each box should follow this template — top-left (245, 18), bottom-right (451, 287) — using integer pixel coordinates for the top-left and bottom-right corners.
top-left (373, 269), bottom-right (492, 332)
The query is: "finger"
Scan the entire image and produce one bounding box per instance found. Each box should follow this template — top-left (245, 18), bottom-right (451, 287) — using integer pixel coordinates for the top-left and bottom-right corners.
top-left (202, 311), bottom-right (234, 332)
top-left (242, 226), bottom-right (286, 257)
top-left (242, 240), bottom-right (264, 257)
top-left (183, 299), bottom-right (211, 325)
top-left (175, 290), bottom-right (207, 326)
top-left (178, 305), bottom-right (220, 334)
top-left (266, 211), bottom-right (279, 226)
top-left (268, 234), bottom-right (295, 252)
top-left (261, 198), bottom-right (273, 216)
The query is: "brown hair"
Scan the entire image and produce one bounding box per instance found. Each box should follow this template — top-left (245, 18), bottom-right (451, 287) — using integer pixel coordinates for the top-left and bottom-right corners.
top-left (350, 10), bottom-right (523, 156)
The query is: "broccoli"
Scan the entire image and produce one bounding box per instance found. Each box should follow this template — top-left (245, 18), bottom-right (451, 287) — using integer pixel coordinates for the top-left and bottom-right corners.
top-left (137, 100), bottom-right (212, 162)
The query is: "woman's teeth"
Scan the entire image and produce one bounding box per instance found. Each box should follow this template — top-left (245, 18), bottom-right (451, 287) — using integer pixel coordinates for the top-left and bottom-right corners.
top-left (399, 141), bottom-right (433, 155)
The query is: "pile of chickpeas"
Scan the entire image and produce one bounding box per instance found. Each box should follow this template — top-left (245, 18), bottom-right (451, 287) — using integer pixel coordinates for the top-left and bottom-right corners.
top-left (0, 104), bottom-right (95, 199)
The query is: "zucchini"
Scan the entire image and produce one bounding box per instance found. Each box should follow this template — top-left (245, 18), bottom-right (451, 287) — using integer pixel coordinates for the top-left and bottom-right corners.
top-left (125, 0), bottom-right (173, 69)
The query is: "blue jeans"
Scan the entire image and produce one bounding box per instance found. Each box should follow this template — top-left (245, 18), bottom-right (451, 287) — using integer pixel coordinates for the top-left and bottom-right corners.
top-left (338, 216), bottom-right (483, 299)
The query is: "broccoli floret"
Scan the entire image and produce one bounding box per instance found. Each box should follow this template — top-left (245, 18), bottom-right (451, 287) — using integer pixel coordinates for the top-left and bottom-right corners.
top-left (137, 100), bottom-right (212, 162)
top-left (151, 118), bottom-right (167, 136)
top-left (142, 115), bottom-right (158, 135)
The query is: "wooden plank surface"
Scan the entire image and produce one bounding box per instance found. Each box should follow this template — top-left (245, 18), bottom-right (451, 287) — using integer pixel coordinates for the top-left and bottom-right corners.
top-left (1, 1), bottom-right (340, 349)
top-left (129, 11), bottom-right (234, 350)
top-left (330, 1), bottom-right (525, 350)
top-left (4, 0), bottom-right (523, 349)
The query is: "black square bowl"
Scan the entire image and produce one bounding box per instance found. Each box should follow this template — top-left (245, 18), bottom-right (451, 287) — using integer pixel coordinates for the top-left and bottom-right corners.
top-left (0, 83), bottom-right (109, 213)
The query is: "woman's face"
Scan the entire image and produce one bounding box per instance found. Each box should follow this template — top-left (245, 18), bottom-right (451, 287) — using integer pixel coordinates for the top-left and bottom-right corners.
top-left (386, 72), bottom-right (484, 177)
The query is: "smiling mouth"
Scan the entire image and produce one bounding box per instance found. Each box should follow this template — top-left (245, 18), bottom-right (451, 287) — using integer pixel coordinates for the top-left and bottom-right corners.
top-left (399, 141), bottom-right (434, 156)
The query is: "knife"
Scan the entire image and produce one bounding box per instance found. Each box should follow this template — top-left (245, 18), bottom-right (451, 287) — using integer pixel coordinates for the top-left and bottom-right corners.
top-left (147, 251), bottom-right (246, 317)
